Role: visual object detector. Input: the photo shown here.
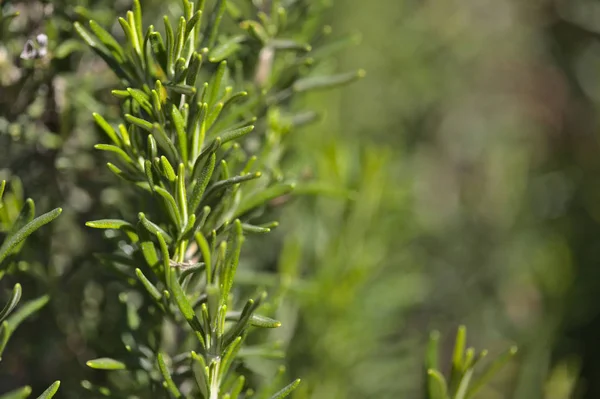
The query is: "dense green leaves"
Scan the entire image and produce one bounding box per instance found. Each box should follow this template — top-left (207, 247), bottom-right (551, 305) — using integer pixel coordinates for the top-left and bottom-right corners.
top-left (0, 180), bottom-right (60, 395)
top-left (73, 0), bottom-right (371, 396)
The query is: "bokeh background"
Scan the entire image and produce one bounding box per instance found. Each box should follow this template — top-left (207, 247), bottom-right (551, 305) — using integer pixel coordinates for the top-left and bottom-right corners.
top-left (3, 0), bottom-right (600, 398)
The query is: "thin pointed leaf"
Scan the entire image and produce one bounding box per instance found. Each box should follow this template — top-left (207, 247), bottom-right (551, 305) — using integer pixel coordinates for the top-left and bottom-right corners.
top-left (189, 153), bottom-right (215, 217)
top-left (135, 268), bottom-right (162, 302)
top-left (209, 35), bottom-right (244, 62)
top-left (89, 20), bottom-right (125, 62)
top-left (171, 105), bottom-right (188, 164)
top-left (86, 219), bottom-right (135, 230)
top-left (292, 70), bottom-right (365, 92)
top-left (0, 208), bottom-right (62, 265)
top-left (86, 358), bottom-right (126, 370)
top-left (216, 125), bottom-right (254, 145)
top-left (206, 0), bottom-right (227, 48)
top-left (427, 369), bottom-right (447, 399)
top-left (157, 353), bottom-right (183, 398)
top-left (93, 113), bottom-right (122, 146)
top-left (465, 347), bottom-right (518, 399)
top-left (0, 284), bottom-right (21, 323)
top-left (36, 381), bottom-right (60, 399)
top-left (221, 220), bottom-right (243, 301)
top-left (233, 183), bottom-right (294, 219)
top-left (208, 61), bottom-right (227, 108)
top-left (138, 212), bottom-right (173, 244)
top-left (0, 386), bottom-right (32, 399)
top-left (269, 379), bottom-right (301, 399)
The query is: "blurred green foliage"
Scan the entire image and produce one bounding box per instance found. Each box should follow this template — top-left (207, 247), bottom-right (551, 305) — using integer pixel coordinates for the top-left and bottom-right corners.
top-left (4, 0), bottom-right (600, 398)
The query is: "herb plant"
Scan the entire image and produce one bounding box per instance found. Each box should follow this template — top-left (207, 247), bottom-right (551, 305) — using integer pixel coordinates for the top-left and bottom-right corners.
top-left (0, 179), bottom-right (61, 398)
top-left (73, 0), bottom-right (363, 397)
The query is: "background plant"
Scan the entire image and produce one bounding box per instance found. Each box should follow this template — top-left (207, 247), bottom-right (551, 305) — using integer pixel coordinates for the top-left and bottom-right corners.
top-left (0, 178), bottom-right (61, 398)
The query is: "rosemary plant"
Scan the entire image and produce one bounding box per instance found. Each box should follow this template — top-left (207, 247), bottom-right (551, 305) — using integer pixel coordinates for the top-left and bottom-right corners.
top-left (0, 180), bottom-right (61, 398)
top-left (74, 0), bottom-right (363, 397)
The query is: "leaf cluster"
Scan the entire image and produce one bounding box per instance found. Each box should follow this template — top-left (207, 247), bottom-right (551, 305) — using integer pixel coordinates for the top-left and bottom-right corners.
top-left (424, 326), bottom-right (517, 399)
top-left (0, 180), bottom-right (61, 399)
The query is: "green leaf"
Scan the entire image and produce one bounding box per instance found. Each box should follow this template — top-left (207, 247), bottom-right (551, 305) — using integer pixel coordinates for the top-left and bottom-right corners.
top-left (132, 0), bottom-right (144, 44)
top-left (5, 198), bottom-right (35, 248)
top-left (186, 52), bottom-right (203, 86)
top-left (127, 88), bottom-right (153, 115)
top-left (164, 83), bottom-right (197, 96)
top-left (205, 172), bottom-right (261, 200)
top-left (270, 39), bottom-right (311, 52)
top-left (139, 230), bottom-right (160, 271)
top-left (6, 295), bottom-right (49, 332)
top-left (86, 219), bottom-right (135, 230)
top-left (449, 325), bottom-right (467, 394)
top-left (135, 268), bottom-right (162, 302)
top-left (269, 379), bottom-right (301, 399)
top-left (249, 314), bottom-right (281, 328)
top-left (206, 0), bottom-right (227, 48)
top-left (209, 35), bottom-right (244, 62)
top-left (94, 144), bottom-right (135, 166)
top-left (164, 15), bottom-right (175, 74)
top-left (427, 369), bottom-right (447, 399)
top-left (152, 123), bottom-right (180, 162)
top-left (176, 164), bottom-right (188, 223)
top-left (191, 351), bottom-right (209, 397)
top-left (226, 312), bottom-right (281, 328)
top-left (118, 15), bottom-right (140, 55)
top-left (0, 181), bottom-right (5, 202)
top-left (92, 113), bottom-right (122, 146)
top-left (241, 223), bottom-right (271, 234)
top-left (220, 336), bottom-right (242, 379)
top-left (233, 183), bottom-right (294, 219)
top-left (154, 186), bottom-right (182, 229)
top-left (174, 17), bottom-right (186, 61)
top-left (157, 353), bottom-right (183, 398)
top-left (150, 31), bottom-right (168, 72)
top-left (454, 368), bottom-right (474, 399)
top-left (425, 330), bottom-right (440, 397)
top-left (86, 358), bottom-right (126, 370)
top-left (74, 22), bottom-right (132, 82)
top-left (161, 156), bottom-right (177, 182)
top-left (125, 114), bottom-right (153, 132)
top-left (0, 208), bottom-right (62, 265)
top-left (465, 346), bottom-right (518, 399)
top-left (217, 125), bottom-right (254, 145)
top-left (0, 283), bottom-right (21, 323)
top-left (229, 375), bottom-right (245, 399)
top-left (208, 61), bottom-right (227, 108)
top-left (221, 220), bottom-right (243, 302)
top-left (240, 20), bottom-right (269, 44)
top-left (195, 231), bottom-right (212, 282)
top-left (185, 11), bottom-right (202, 42)
top-left (189, 153), bottom-right (216, 214)
top-left (293, 69), bottom-right (365, 92)
top-left (138, 212), bottom-right (173, 244)
top-left (36, 381), bottom-right (60, 399)
top-left (0, 386), bottom-right (32, 399)
top-left (89, 20), bottom-right (125, 62)
top-left (169, 267), bottom-right (205, 336)
top-left (171, 105), bottom-right (188, 164)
